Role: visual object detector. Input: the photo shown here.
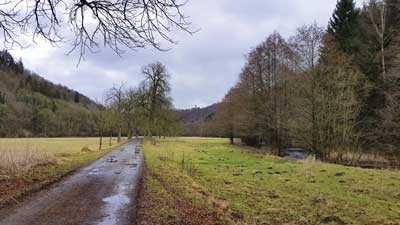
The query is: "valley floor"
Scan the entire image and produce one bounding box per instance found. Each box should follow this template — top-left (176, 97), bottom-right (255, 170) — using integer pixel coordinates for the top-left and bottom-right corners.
top-left (137, 138), bottom-right (400, 225)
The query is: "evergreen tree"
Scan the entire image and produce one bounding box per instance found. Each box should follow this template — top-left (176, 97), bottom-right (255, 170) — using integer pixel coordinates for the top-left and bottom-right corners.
top-left (327, 0), bottom-right (361, 53)
top-left (74, 91), bottom-right (80, 103)
top-left (15, 58), bottom-right (24, 74)
top-left (18, 79), bottom-right (25, 89)
top-left (51, 100), bottom-right (57, 112)
top-left (386, 0), bottom-right (400, 68)
top-left (379, 0), bottom-right (400, 153)
top-left (0, 91), bottom-right (6, 104)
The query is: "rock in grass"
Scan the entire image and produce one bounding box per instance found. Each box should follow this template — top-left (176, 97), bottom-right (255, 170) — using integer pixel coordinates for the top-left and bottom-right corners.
top-left (268, 193), bottom-right (280, 199)
top-left (312, 197), bottom-right (326, 204)
top-left (353, 189), bottom-right (367, 193)
top-left (321, 215), bottom-right (346, 225)
top-left (334, 172), bottom-right (345, 177)
top-left (231, 210), bottom-right (244, 220)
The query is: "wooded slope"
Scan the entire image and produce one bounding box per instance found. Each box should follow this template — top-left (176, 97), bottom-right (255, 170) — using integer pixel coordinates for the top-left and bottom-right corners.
top-left (0, 50), bottom-right (99, 137)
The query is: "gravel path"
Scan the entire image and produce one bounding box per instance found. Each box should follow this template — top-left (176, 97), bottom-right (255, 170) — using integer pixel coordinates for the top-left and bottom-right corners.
top-left (0, 139), bottom-right (144, 225)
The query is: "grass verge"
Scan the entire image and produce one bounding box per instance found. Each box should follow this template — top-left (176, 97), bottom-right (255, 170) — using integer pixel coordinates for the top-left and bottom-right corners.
top-left (137, 137), bottom-right (400, 225)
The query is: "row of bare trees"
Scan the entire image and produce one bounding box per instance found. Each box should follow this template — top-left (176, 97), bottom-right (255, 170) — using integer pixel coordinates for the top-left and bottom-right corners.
top-left (97, 62), bottom-right (181, 149)
top-left (212, 0), bottom-right (400, 163)
top-left (214, 26), bottom-right (369, 159)
top-left (214, 0), bottom-right (400, 161)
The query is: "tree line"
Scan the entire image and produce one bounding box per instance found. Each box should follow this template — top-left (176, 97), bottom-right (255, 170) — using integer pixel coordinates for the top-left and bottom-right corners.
top-left (97, 62), bottom-right (181, 149)
top-left (0, 49), bottom-right (180, 139)
top-left (0, 50), bottom-right (99, 137)
top-left (212, 0), bottom-right (400, 162)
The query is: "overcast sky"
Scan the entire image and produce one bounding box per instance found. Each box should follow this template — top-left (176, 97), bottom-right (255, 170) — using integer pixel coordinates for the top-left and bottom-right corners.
top-left (10, 0), bottom-right (364, 109)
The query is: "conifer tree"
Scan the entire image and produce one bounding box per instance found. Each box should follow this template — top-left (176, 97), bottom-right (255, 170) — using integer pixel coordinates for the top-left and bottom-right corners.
top-left (74, 91), bottom-right (80, 103)
top-left (0, 91), bottom-right (5, 104)
top-left (328, 0), bottom-right (361, 53)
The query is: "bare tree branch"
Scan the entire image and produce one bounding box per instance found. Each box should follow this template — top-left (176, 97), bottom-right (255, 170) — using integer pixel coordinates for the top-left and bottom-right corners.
top-left (0, 0), bottom-right (193, 61)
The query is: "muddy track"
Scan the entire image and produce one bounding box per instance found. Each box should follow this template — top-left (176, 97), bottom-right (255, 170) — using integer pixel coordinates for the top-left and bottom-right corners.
top-left (0, 139), bottom-right (144, 225)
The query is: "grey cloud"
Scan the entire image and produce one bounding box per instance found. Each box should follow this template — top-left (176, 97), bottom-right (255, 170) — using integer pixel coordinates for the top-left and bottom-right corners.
top-left (10, 0), bottom-right (360, 109)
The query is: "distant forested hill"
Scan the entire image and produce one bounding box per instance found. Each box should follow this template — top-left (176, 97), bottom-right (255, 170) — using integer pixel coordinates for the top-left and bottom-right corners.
top-left (0, 50), bottom-right (99, 137)
top-left (176, 103), bottom-right (219, 136)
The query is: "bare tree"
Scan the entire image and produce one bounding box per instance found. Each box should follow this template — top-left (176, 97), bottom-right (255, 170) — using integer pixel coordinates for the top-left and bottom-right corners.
top-left (367, 0), bottom-right (389, 78)
top-left (141, 62), bottom-right (171, 137)
top-left (122, 87), bottom-right (148, 139)
top-left (94, 99), bottom-right (106, 149)
top-left (0, 0), bottom-right (193, 60)
top-left (229, 32), bottom-right (294, 150)
top-left (106, 83), bottom-right (125, 142)
top-left (290, 23), bottom-right (324, 71)
top-left (214, 86), bottom-right (241, 144)
top-left (316, 36), bottom-right (371, 160)
top-left (379, 81), bottom-right (400, 154)
top-left (289, 23), bottom-right (324, 154)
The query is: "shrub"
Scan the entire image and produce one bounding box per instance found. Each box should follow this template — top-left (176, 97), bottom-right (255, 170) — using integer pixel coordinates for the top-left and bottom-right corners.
top-left (81, 145), bottom-right (92, 152)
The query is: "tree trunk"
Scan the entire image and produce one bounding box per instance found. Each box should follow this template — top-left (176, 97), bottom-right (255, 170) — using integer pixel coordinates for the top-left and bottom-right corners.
top-left (230, 136), bottom-right (234, 145)
top-left (381, 41), bottom-right (386, 79)
top-left (117, 127), bottom-right (122, 142)
top-left (380, 2), bottom-right (386, 79)
top-left (99, 132), bottom-right (103, 150)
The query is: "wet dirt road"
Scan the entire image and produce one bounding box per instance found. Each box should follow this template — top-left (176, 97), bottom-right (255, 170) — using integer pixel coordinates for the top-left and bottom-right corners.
top-left (0, 139), bottom-right (144, 225)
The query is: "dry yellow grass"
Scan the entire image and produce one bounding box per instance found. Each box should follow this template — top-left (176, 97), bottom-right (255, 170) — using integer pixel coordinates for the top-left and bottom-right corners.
top-left (0, 143), bottom-right (56, 176)
top-left (0, 137), bottom-right (122, 176)
top-left (0, 137), bottom-right (119, 154)
top-left (0, 137), bottom-right (126, 207)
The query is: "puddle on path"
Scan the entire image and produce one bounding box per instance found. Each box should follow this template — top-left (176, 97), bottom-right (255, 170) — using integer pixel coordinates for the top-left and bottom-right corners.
top-left (98, 194), bottom-right (131, 225)
top-left (88, 168), bottom-right (100, 176)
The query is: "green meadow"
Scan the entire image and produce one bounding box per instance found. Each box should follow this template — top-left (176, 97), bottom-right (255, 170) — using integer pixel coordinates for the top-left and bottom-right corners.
top-left (138, 138), bottom-right (400, 225)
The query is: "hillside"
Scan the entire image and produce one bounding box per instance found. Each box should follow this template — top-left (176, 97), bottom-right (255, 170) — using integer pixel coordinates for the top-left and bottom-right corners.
top-left (176, 103), bottom-right (219, 136)
top-left (0, 50), bottom-right (99, 137)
